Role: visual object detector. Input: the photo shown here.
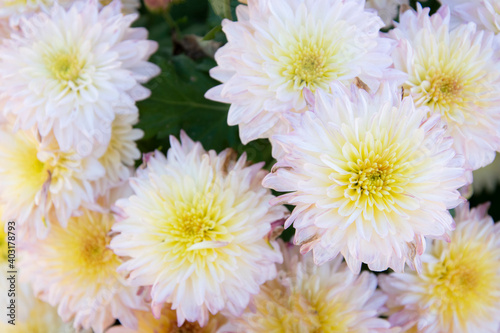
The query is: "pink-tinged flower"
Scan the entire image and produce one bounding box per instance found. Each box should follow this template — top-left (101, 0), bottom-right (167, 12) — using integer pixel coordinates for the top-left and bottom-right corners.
top-left (0, 125), bottom-right (104, 239)
top-left (106, 307), bottom-right (227, 333)
top-left (440, 0), bottom-right (500, 34)
top-left (110, 132), bottom-right (287, 326)
top-left (93, 113), bottom-right (143, 196)
top-left (20, 207), bottom-right (146, 333)
top-left (205, 0), bottom-right (400, 144)
top-left (0, 0), bottom-right (140, 20)
top-left (0, 0), bottom-right (159, 152)
top-left (0, 282), bottom-right (91, 332)
top-left (389, 5), bottom-right (500, 170)
top-left (0, 0), bottom-right (55, 18)
top-left (379, 203), bottom-right (500, 333)
top-left (263, 83), bottom-right (467, 273)
top-left (221, 241), bottom-right (394, 333)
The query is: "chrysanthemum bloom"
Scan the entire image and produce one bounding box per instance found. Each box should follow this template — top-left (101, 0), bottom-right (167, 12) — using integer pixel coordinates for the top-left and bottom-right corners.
top-left (205, 0), bottom-right (399, 144)
top-left (379, 203), bottom-right (500, 333)
top-left (20, 207), bottom-right (146, 333)
top-left (93, 113), bottom-right (143, 196)
top-left (0, 210), bottom-right (67, 332)
top-left (440, 0), bottom-right (500, 34)
top-left (64, 0), bottom-right (142, 14)
top-left (389, 5), bottom-right (500, 170)
top-left (0, 0), bottom-right (55, 18)
top-left (0, 0), bottom-right (139, 19)
top-left (221, 241), bottom-right (393, 333)
top-left (0, 126), bottom-right (104, 239)
top-left (110, 132), bottom-right (287, 326)
top-left (366, 0), bottom-right (409, 28)
top-left (106, 307), bottom-right (227, 333)
top-left (0, 0), bottom-right (159, 152)
top-left (263, 83), bottom-right (467, 273)
top-left (0, 282), bottom-right (91, 332)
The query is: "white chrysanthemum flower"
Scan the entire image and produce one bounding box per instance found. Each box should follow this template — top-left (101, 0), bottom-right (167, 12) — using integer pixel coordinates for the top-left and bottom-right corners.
top-left (263, 83), bottom-right (467, 273)
top-left (64, 0), bottom-right (141, 14)
top-left (205, 0), bottom-right (400, 144)
top-left (0, 126), bottom-right (104, 239)
top-left (1, 282), bottom-right (91, 332)
top-left (110, 132), bottom-right (287, 326)
top-left (366, 0), bottom-right (409, 28)
top-left (106, 307), bottom-right (227, 333)
top-left (20, 207), bottom-right (146, 333)
top-left (379, 203), bottom-right (500, 333)
top-left (472, 153), bottom-right (500, 194)
top-left (389, 5), bottom-right (500, 170)
top-left (0, 0), bottom-right (159, 152)
top-left (0, 0), bottom-right (139, 19)
top-left (93, 113), bottom-right (143, 196)
top-left (221, 241), bottom-right (393, 333)
top-left (0, 0), bottom-right (54, 18)
top-left (441, 0), bottom-right (500, 34)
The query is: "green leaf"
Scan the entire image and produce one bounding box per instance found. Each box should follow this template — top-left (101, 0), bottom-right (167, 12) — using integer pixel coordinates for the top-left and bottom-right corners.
top-left (137, 54), bottom-right (274, 167)
top-left (208, 0), bottom-right (232, 19)
top-left (202, 24), bottom-right (222, 41)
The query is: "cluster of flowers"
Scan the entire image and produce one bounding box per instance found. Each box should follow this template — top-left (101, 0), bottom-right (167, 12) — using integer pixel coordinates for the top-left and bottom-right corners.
top-left (0, 0), bottom-right (499, 332)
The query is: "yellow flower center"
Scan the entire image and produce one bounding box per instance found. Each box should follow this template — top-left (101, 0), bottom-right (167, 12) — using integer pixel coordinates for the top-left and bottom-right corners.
top-left (174, 321), bottom-right (205, 333)
top-left (171, 195), bottom-right (219, 246)
top-left (45, 51), bottom-right (84, 82)
top-left (281, 35), bottom-right (349, 94)
top-left (292, 48), bottom-right (326, 88)
top-left (349, 159), bottom-right (395, 199)
top-left (133, 306), bottom-right (226, 333)
top-left (425, 73), bottom-right (463, 109)
top-left (427, 242), bottom-right (498, 324)
top-left (80, 232), bottom-right (115, 269)
top-left (339, 135), bottom-right (410, 210)
top-left (249, 282), bottom-right (321, 332)
top-left (0, 223), bottom-right (7, 264)
top-left (4, 0), bottom-right (27, 8)
top-left (0, 132), bottom-right (51, 204)
top-left (246, 275), bottom-right (359, 333)
top-left (178, 204), bottom-right (216, 244)
top-left (54, 210), bottom-right (121, 283)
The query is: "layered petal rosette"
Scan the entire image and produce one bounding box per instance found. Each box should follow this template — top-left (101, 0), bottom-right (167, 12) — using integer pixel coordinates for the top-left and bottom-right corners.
top-left (93, 113), bottom-right (143, 196)
top-left (1, 282), bottom-right (91, 332)
top-left (0, 0), bottom-right (159, 152)
top-left (20, 208), bottom-right (146, 333)
top-left (0, 125), bottom-right (104, 239)
top-left (441, 0), bottom-right (500, 34)
top-left (389, 5), bottom-right (500, 170)
top-left (206, 0), bottom-right (399, 144)
top-left (106, 307), bottom-right (227, 333)
top-left (222, 241), bottom-right (393, 332)
top-left (0, 0), bottom-right (140, 19)
top-left (263, 83), bottom-right (467, 273)
top-left (379, 203), bottom-right (500, 333)
top-left (110, 132), bottom-right (287, 326)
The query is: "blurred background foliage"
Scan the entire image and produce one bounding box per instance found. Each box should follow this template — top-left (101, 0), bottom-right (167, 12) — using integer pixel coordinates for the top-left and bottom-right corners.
top-left (135, 0), bottom-right (500, 223)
